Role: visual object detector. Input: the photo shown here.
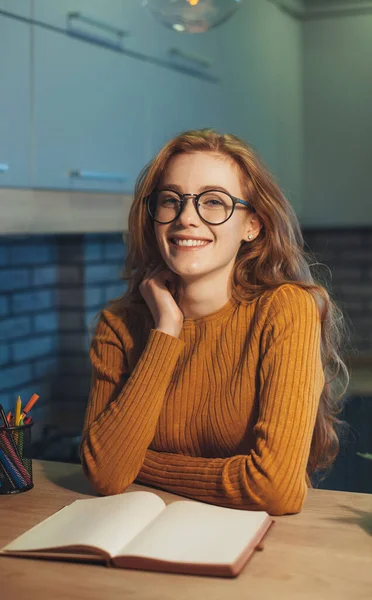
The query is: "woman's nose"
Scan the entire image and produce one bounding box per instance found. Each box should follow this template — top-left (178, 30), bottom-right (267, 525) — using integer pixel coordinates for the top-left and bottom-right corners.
top-left (175, 197), bottom-right (201, 225)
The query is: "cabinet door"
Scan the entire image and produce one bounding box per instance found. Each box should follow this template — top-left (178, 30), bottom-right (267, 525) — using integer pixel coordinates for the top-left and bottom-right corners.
top-left (33, 0), bottom-right (148, 192)
top-left (138, 12), bottom-right (224, 156)
top-left (148, 66), bottom-right (223, 156)
top-left (0, 1), bottom-right (31, 187)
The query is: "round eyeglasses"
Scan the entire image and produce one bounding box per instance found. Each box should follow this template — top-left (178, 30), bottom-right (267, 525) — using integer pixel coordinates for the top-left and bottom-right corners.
top-left (144, 189), bottom-right (255, 226)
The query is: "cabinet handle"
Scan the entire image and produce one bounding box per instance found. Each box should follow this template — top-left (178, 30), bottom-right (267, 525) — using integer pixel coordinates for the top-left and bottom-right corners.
top-left (168, 48), bottom-right (211, 69)
top-left (67, 11), bottom-right (128, 40)
top-left (69, 170), bottom-right (128, 183)
top-left (0, 163), bottom-right (9, 173)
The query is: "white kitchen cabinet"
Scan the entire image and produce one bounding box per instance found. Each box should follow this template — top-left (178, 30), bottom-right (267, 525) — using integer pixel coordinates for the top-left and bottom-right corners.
top-left (32, 0), bottom-right (224, 189)
top-left (138, 6), bottom-right (224, 157)
top-left (147, 65), bottom-right (223, 158)
top-left (32, 0), bottom-right (149, 192)
top-left (1, 0), bottom-right (224, 193)
top-left (0, 1), bottom-right (31, 188)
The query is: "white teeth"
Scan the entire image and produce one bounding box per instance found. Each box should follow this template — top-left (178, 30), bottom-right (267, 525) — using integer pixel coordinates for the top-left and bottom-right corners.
top-left (172, 239), bottom-right (210, 247)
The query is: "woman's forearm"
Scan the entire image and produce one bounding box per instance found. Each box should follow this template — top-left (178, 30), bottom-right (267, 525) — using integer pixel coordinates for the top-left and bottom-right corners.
top-left (80, 326), bottom-right (184, 495)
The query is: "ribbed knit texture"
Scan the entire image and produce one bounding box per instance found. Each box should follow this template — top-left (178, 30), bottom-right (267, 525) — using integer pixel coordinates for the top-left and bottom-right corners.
top-left (80, 284), bottom-right (324, 516)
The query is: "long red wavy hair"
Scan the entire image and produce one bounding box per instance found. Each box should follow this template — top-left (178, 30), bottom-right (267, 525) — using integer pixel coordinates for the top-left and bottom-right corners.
top-left (114, 128), bottom-right (349, 481)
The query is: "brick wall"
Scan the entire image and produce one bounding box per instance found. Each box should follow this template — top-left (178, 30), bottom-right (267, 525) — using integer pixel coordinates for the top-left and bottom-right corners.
top-left (0, 233), bottom-right (127, 449)
top-left (0, 228), bottom-right (371, 462)
top-left (303, 228), bottom-right (372, 354)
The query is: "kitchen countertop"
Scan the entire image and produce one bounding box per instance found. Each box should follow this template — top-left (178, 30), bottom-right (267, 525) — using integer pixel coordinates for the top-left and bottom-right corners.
top-left (1, 188), bottom-right (132, 234)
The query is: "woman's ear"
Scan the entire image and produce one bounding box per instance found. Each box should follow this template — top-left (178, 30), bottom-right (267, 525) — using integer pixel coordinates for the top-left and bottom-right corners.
top-left (242, 214), bottom-right (262, 243)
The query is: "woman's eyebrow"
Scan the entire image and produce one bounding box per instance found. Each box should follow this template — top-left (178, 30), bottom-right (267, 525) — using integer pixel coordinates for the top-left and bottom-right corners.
top-left (198, 185), bottom-right (230, 194)
top-left (160, 184), bottom-right (231, 194)
top-left (159, 183), bottom-right (182, 192)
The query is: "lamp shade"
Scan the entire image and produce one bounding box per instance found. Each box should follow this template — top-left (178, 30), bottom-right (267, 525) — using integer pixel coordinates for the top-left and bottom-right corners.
top-left (143, 0), bottom-right (242, 33)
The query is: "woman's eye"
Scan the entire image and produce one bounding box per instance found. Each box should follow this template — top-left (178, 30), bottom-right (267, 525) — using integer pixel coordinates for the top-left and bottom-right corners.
top-left (162, 197), bottom-right (178, 205)
top-left (206, 199), bottom-right (223, 206)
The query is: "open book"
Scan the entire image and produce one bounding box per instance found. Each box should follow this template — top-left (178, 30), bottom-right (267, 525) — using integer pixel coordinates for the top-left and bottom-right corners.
top-left (1, 491), bottom-right (273, 577)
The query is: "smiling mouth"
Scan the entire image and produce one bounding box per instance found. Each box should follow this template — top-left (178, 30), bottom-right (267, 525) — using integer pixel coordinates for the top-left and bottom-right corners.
top-left (169, 239), bottom-right (212, 248)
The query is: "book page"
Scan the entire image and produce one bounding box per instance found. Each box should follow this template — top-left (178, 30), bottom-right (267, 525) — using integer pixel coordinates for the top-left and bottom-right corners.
top-left (3, 492), bottom-right (166, 558)
top-left (118, 501), bottom-right (270, 565)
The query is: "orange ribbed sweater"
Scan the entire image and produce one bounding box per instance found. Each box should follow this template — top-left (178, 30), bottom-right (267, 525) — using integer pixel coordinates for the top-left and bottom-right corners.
top-left (80, 284), bottom-right (324, 516)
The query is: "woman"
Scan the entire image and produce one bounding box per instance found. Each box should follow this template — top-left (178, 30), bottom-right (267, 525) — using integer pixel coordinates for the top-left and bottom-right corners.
top-left (80, 129), bottom-right (348, 516)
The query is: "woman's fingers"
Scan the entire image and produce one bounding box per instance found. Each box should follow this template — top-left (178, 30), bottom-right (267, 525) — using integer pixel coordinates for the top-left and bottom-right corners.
top-left (143, 265), bottom-right (174, 288)
top-left (143, 264), bottom-right (161, 279)
top-left (139, 265), bottom-right (183, 337)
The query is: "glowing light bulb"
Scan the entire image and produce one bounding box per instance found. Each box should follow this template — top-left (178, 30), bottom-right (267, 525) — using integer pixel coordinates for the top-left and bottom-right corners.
top-left (143, 0), bottom-right (241, 33)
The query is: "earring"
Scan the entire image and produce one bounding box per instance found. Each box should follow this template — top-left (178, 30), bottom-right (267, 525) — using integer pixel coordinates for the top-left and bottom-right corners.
top-left (248, 234), bottom-right (253, 240)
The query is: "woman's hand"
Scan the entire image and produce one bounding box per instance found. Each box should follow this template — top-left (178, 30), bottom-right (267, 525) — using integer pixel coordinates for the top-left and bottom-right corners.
top-left (139, 266), bottom-right (184, 338)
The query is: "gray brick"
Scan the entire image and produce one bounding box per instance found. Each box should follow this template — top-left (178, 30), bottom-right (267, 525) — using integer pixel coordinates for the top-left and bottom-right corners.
top-left (352, 336), bottom-right (371, 352)
top-left (85, 265), bottom-right (121, 284)
top-left (0, 295), bottom-right (8, 317)
top-left (0, 364), bottom-right (32, 391)
top-left (364, 231), bottom-right (372, 246)
top-left (339, 284), bottom-right (372, 298)
top-left (350, 325), bottom-right (370, 339)
top-left (312, 233), bottom-right (364, 249)
top-left (59, 355), bottom-right (90, 374)
top-left (357, 340), bottom-right (372, 352)
top-left (57, 288), bottom-right (84, 308)
top-left (33, 357), bottom-right (59, 379)
top-left (33, 312), bottom-right (59, 333)
top-left (13, 290), bottom-right (55, 314)
top-left (84, 286), bottom-right (102, 308)
top-left (0, 246), bottom-right (9, 266)
top-left (342, 250), bottom-right (372, 263)
top-left (54, 374), bottom-right (91, 398)
top-left (32, 266), bottom-right (58, 286)
top-left (58, 243), bottom-right (83, 263)
top-left (104, 282), bottom-right (127, 302)
top-left (10, 244), bottom-right (56, 265)
top-left (59, 311), bottom-right (84, 331)
top-left (0, 316), bottom-right (31, 341)
top-left (0, 269), bottom-right (30, 291)
top-left (340, 298), bottom-right (365, 314)
top-left (60, 333), bottom-right (89, 352)
top-left (83, 240), bottom-right (102, 262)
top-left (102, 240), bottom-right (126, 261)
top-left (348, 316), bottom-right (372, 331)
top-left (58, 265), bottom-right (82, 284)
top-left (0, 344), bottom-right (9, 366)
top-left (331, 267), bottom-right (363, 282)
top-left (12, 335), bottom-right (58, 362)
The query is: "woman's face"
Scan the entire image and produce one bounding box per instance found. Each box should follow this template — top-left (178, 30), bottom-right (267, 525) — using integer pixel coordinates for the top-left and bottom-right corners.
top-left (154, 151), bottom-right (258, 284)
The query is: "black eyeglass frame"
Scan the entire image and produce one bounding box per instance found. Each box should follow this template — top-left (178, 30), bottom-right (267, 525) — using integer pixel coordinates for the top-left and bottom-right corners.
top-left (143, 189), bottom-right (256, 226)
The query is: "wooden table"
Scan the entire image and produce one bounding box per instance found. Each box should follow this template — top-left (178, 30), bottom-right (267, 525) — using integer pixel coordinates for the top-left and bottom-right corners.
top-left (0, 460), bottom-right (371, 600)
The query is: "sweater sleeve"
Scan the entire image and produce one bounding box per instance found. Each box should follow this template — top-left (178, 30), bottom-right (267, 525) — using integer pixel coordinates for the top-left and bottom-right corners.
top-left (79, 310), bottom-right (184, 495)
top-left (136, 286), bottom-right (324, 516)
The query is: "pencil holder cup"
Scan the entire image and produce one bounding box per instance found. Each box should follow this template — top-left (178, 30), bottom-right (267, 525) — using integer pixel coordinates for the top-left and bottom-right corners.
top-left (0, 422), bottom-right (34, 494)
